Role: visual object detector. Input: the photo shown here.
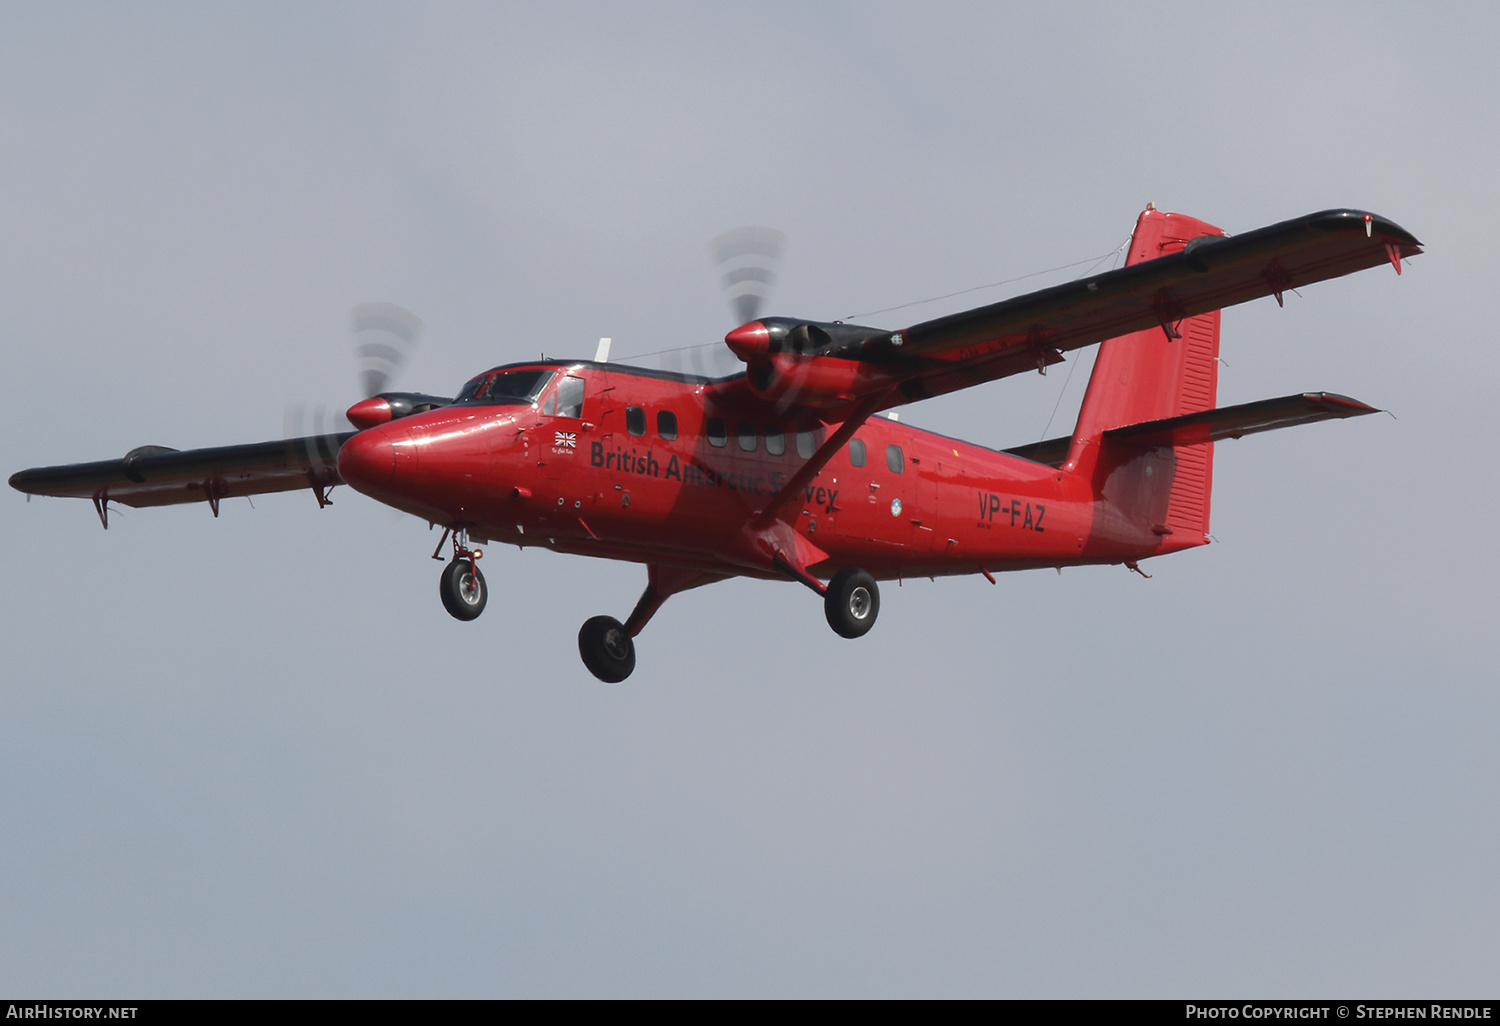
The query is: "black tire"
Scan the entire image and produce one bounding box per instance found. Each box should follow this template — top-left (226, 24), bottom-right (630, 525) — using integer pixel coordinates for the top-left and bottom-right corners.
top-left (578, 615), bottom-right (636, 683)
top-left (824, 567), bottom-right (879, 638)
top-left (440, 559), bottom-right (487, 621)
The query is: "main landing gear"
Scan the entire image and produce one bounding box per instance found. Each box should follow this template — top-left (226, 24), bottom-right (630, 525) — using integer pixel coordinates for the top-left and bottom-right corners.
top-left (435, 527), bottom-right (487, 622)
top-left (576, 565), bottom-right (727, 684)
top-left (823, 567), bottom-right (880, 639)
top-left (578, 616), bottom-right (635, 683)
top-left (575, 563), bottom-right (882, 683)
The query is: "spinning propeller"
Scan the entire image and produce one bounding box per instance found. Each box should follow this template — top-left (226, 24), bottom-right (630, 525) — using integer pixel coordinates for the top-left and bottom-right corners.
top-left (710, 226), bottom-right (785, 327)
top-left (293, 224), bottom-right (786, 432)
top-left (284, 301), bottom-right (427, 439)
top-left (662, 227), bottom-right (787, 378)
top-left (351, 301), bottom-right (424, 399)
top-left (709, 226), bottom-right (888, 410)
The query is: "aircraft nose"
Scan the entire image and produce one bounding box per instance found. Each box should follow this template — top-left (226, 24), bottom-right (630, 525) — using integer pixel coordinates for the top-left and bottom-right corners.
top-left (337, 428), bottom-right (395, 493)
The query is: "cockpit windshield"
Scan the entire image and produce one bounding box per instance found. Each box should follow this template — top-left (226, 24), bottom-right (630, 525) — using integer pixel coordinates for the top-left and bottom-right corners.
top-left (455, 369), bottom-right (556, 405)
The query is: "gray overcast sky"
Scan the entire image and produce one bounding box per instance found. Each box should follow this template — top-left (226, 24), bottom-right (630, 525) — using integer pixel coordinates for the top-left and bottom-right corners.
top-left (1, 1), bottom-right (1496, 998)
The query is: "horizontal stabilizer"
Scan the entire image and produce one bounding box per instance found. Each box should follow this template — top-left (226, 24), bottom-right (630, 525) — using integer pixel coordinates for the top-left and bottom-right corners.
top-left (1104, 392), bottom-right (1379, 448)
top-left (9, 433), bottom-right (353, 508)
top-left (1004, 392), bottom-right (1379, 468)
top-left (1001, 436), bottom-right (1074, 468)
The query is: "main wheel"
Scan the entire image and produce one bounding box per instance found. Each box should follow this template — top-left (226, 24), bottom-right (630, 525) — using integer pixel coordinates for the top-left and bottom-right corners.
top-left (824, 567), bottom-right (879, 638)
top-left (440, 559), bottom-right (487, 621)
top-left (578, 615), bottom-right (636, 683)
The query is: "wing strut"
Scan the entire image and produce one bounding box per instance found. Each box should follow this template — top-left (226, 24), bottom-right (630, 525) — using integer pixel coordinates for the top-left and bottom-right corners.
top-left (756, 388), bottom-right (893, 523)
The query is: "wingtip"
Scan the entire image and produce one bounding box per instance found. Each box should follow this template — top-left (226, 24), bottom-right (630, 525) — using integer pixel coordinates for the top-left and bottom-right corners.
top-left (1305, 391), bottom-right (1382, 417)
top-left (1308, 208), bottom-right (1423, 249)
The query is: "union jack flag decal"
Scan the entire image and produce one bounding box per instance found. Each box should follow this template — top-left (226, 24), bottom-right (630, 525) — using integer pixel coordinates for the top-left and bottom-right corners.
top-left (554, 431), bottom-right (577, 449)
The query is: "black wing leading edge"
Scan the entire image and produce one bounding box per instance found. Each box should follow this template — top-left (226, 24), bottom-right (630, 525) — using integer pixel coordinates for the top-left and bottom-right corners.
top-left (876, 208), bottom-right (1419, 406)
top-left (9, 433), bottom-right (353, 526)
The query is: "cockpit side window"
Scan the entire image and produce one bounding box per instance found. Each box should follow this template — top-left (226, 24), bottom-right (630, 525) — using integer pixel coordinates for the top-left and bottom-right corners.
top-left (555, 375), bottom-right (585, 419)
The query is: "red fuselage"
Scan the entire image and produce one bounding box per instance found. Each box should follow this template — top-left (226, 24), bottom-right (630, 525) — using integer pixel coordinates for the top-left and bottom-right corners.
top-left (336, 360), bottom-right (1198, 582)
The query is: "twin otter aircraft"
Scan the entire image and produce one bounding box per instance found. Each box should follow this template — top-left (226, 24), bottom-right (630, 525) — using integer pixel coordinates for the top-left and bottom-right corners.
top-left (11, 207), bottom-right (1420, 681)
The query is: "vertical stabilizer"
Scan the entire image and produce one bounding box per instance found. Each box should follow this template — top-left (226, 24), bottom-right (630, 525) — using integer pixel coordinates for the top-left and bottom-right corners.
top-left (1065, 207), bottom-right (1224, 551)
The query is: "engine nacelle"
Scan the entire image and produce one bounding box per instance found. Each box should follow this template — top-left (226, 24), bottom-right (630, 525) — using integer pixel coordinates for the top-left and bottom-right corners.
top-left (725, 318), bottom-right (901, 408)
top-left (744, 352), bottom-right (899, 407)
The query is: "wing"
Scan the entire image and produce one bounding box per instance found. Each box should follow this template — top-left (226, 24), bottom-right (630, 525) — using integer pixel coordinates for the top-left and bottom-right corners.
top-left (721, 209), bottom-right (1421, 412)
top-left (888, 208), bottom-right (1419, 403)
top-left (10, 433), bottom-right (352, 524)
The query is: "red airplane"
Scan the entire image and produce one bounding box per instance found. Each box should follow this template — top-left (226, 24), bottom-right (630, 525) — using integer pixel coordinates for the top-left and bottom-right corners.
top-left (10, 207), bottom-right (1420, 682)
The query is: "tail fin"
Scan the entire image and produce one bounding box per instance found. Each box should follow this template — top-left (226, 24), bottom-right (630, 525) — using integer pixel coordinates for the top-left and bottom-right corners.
top-left (1064, 207), bottom-right (1224, 552)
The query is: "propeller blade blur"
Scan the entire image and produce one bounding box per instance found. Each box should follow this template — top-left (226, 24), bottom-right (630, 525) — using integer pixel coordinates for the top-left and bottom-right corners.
top-left (351, 302), bottom-right (423, 399)
top-left (709, 227), bottom-right (785, 326)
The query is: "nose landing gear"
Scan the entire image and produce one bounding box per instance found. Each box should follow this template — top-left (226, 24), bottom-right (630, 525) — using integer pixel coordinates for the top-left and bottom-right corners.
top-left (435, 526), bottom-right (487, 621)
top-left (440, 558), bottom-right (487, 620)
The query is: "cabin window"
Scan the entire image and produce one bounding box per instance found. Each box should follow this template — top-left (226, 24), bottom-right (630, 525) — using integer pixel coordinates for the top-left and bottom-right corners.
top-left (737, 422), bottom-right (757, 452)
top-left (706, 417), bottom-right (728, 447)
top-left (625, 405), bottom-right (646, 437)
top-left (796, 430), bottom-right (818, 459)
top-left (848, 438), bottom-right (867, 467)
top-left (543, 390), bottom-right (557, 415)
top-left (765, 427), bottom-right (785, 456)
top-left (556, 376), bottom-right (584, 419)
top-left (657, 410), bottom-right (678, 440)
top-left (886, 444), bottom-right (904, 474)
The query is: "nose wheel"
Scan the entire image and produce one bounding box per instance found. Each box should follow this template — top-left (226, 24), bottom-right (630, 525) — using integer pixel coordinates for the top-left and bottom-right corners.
top-left (578, 615), bottom-right (636, 683)
top-left (440, 557), bottom-right (487, 621)
top-left (434, 526), bottom-right (487, 621)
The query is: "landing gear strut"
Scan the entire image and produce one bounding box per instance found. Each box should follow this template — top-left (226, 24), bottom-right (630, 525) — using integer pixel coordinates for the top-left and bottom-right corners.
top-left (436, 527), bottom-right (487, 621)
top-left (576, 565), bottom-right (728, 683)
